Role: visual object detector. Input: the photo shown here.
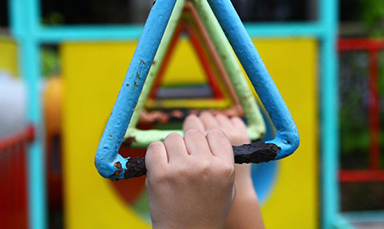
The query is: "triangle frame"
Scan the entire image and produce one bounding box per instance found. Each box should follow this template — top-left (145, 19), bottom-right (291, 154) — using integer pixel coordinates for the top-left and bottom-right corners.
top-left (95, 0), bottom-right (300, 180)
top-left (124, 0), bottom-right (265, 148)
top-left (145, 2), bottom-right (241, 109)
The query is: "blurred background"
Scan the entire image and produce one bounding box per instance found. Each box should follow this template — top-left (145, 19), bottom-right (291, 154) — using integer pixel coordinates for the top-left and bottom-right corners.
top-left (1, 0), bottom-right (384, 228)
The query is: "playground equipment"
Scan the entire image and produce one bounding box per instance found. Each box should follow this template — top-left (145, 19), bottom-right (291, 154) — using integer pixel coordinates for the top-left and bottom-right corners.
top-left (0, 124), bottom-right (34, 229)
top-left (95, 0), bottom-right (299, 181)
top-left (7, 0), bottom-right (338, 228)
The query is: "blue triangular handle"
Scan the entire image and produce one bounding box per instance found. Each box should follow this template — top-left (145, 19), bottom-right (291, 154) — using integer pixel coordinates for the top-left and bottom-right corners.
top-left (95, 0), bottom-right (299, 180)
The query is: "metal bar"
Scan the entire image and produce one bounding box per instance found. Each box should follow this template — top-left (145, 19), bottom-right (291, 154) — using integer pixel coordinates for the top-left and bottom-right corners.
top-left (127, 0), bottom-right (185, 132)
top-left (333, 215), bottom-right (357, 229)
top-left (245, 22), bottom-right (324, 38)
top-left (0, 125), bottom-right (34, 151)
top-left (338, 38), bottom-right (384, 51)
top-left (36, 25), bottom-right (144, 42)
top-left (342, 210), bottom-right (384, 223)
top-left (0, 125), bottom-right (34, 228)
top-left (186, 23), bottom-right (224, 99)
top-left (32, 23), bottom-right (324, 43)
top-left (95, 0), bottom-right (177, 179)
top-left (9, 0), bottom-right (47, 228)
top-left (124, 0), bottom-right (265, 149)
top-left (192, 0), bottom-right (266, 140)
top-left (207, 0), bottom-right (299, 159)
top-left (148, 24), bottom-right (184, 100)
top-left (368, 49), bottom-right (381, 170)
top-left (320, 0), bottom-right (339, 228)
top-left (339, 170), bottom-right (384, 182)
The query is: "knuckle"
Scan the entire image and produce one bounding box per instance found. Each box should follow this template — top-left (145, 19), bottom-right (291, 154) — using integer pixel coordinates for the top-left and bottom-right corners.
top-left (194, 159), bottom-right (213, 176)
top-left (185, 129), bottom-right (203, 137)
top-left (149, 169), bottom-right (173, 184)
top-left (185, 114), bottom-right (198, 122)
top-left (147, 141), bottom-right (164, 152)
top-left (217, 162), bottom-right (235, 177)
top-left (165, 132), bottom-right (182, 142)
top-left (208, 129), bottom-right (225, 137)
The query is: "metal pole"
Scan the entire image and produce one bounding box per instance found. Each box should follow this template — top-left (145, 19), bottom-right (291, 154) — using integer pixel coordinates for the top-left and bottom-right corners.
top-left (320, 0), bottom-right (339, 228)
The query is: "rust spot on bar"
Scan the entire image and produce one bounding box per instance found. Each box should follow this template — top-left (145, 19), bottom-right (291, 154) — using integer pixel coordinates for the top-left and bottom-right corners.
top-left (122, 137), bottom-right (136, 147)
top-left (125, 157), bottom-right (147, 179)
top-left (109, 161), bottom-right (123, 179)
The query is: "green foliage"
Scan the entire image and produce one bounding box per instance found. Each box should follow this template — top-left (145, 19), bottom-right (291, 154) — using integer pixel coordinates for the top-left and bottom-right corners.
top-left (42, 12), bottom-right (65, 25)
top-left (41, 48), bottom-right (60, 77)
top-left (360, 0), bottom-right (384, 37)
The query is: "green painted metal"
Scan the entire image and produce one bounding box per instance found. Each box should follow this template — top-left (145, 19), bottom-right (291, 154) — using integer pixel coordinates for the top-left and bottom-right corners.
top-left (125, 0), bottom-right (266, 147)
top-left (191, 0), bottom-right (265, 140)
top-left (126, 0), bottom-right (186, 134)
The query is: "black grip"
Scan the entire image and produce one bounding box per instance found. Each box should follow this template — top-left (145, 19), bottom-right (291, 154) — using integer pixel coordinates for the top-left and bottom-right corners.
top-left (121, 141), bottom-right (279, 179)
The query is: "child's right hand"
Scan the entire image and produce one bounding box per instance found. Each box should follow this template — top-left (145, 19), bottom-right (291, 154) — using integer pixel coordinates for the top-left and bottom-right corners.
top-left (145, 129), bottom-right (236, 229)
top-left (183, 112), bottom-right (265, 229)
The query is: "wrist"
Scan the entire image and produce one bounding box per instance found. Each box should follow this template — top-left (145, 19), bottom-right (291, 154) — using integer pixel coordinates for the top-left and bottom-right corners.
top-left (153, 222), bottom-right (220, 229)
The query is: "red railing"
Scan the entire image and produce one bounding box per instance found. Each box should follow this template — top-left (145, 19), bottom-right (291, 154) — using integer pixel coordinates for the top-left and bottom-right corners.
top-left (338, 39), bottom-right (384, 182)
top-left (0, 125), bottom-right (34, 228)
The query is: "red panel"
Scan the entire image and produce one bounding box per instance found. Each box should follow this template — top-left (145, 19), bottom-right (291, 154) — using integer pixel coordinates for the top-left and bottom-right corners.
top-left (338, 38), bottom-right (384, 51)
top-left (368, 50), bottom-right (381, 170)
top-left (340, 170), bottom-right (384, 182)
top-left (338, 38), bottom-right (384, 182)
top-left (0, 125), bottom-right (34, 228)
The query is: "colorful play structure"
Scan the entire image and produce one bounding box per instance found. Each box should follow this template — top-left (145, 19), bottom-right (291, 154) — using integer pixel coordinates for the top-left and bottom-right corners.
top-left (4, 0), bottom-right (383, 228)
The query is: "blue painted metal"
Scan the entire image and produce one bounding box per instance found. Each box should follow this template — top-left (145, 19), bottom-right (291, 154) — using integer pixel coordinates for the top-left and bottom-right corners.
top-left (7, 0), bottom-right (340, 227)
top-left (37, 26), bottom-right (143, 43)
top-left (29, 24), bottom-right (325, 43)
top-left (319, 0), bottom-right (339, 228)
top-left (207, 0), bottom-right (299, 159)
top-left (9, 0), bottom-right (47, 229)
top-left (343, 211), bottom-right (384, 224)
top-left (245, 22), bottom-right (325, 38)
top-left (94, 0), bottom-right (177, 179)
top-left (334, 215), bottom-right (357, 229)
top-left (95, 0), bottom-right (300, 180)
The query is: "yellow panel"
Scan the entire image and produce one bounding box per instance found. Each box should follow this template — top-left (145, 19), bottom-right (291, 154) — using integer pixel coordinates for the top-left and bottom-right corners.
top-left (62, 38), bottom-right (318, 229)
top-left (251, 39), bottom-right (318, 229)
top-left (62, 42), bottom-right (150, 229)
top-left (0, 36), bottom-right (18, 76)
top-left (161, 38), bottom-right (207, 86)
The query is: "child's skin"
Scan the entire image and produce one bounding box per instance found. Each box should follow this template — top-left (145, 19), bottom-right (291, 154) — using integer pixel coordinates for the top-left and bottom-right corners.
top-left (145, 112), bottom-right (264, 229)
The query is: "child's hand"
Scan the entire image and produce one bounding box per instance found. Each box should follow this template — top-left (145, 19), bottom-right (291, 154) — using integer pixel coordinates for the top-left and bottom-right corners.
top-left (145, 129), bottom-right (235, 229)
top-left (183, 112), bottom-right (265, 229)
top-left (183, 112), bottom-right (253, 194)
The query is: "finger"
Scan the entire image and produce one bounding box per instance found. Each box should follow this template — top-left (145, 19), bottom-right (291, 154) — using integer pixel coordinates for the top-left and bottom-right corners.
top-left (183, 114), bottom-right (205, 133)
top-left (200, 111), bottom-right (219, 130)
top-left (231, 117), bottom-right (248, 132)
top-left (216, 113), bottom-right (233, 130)
top-left (206, 129), bottom-right (234, 162)
top-left (145, 141), bottom-right (168, 174)
top-left (184, 129), bottom-right (211, 157)
top-left (164, 133), bottom-right (189, 162)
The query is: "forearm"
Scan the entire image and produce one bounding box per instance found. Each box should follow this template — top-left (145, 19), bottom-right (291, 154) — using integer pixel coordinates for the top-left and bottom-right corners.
top-left (224, 191), bottom-right (265, 229)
